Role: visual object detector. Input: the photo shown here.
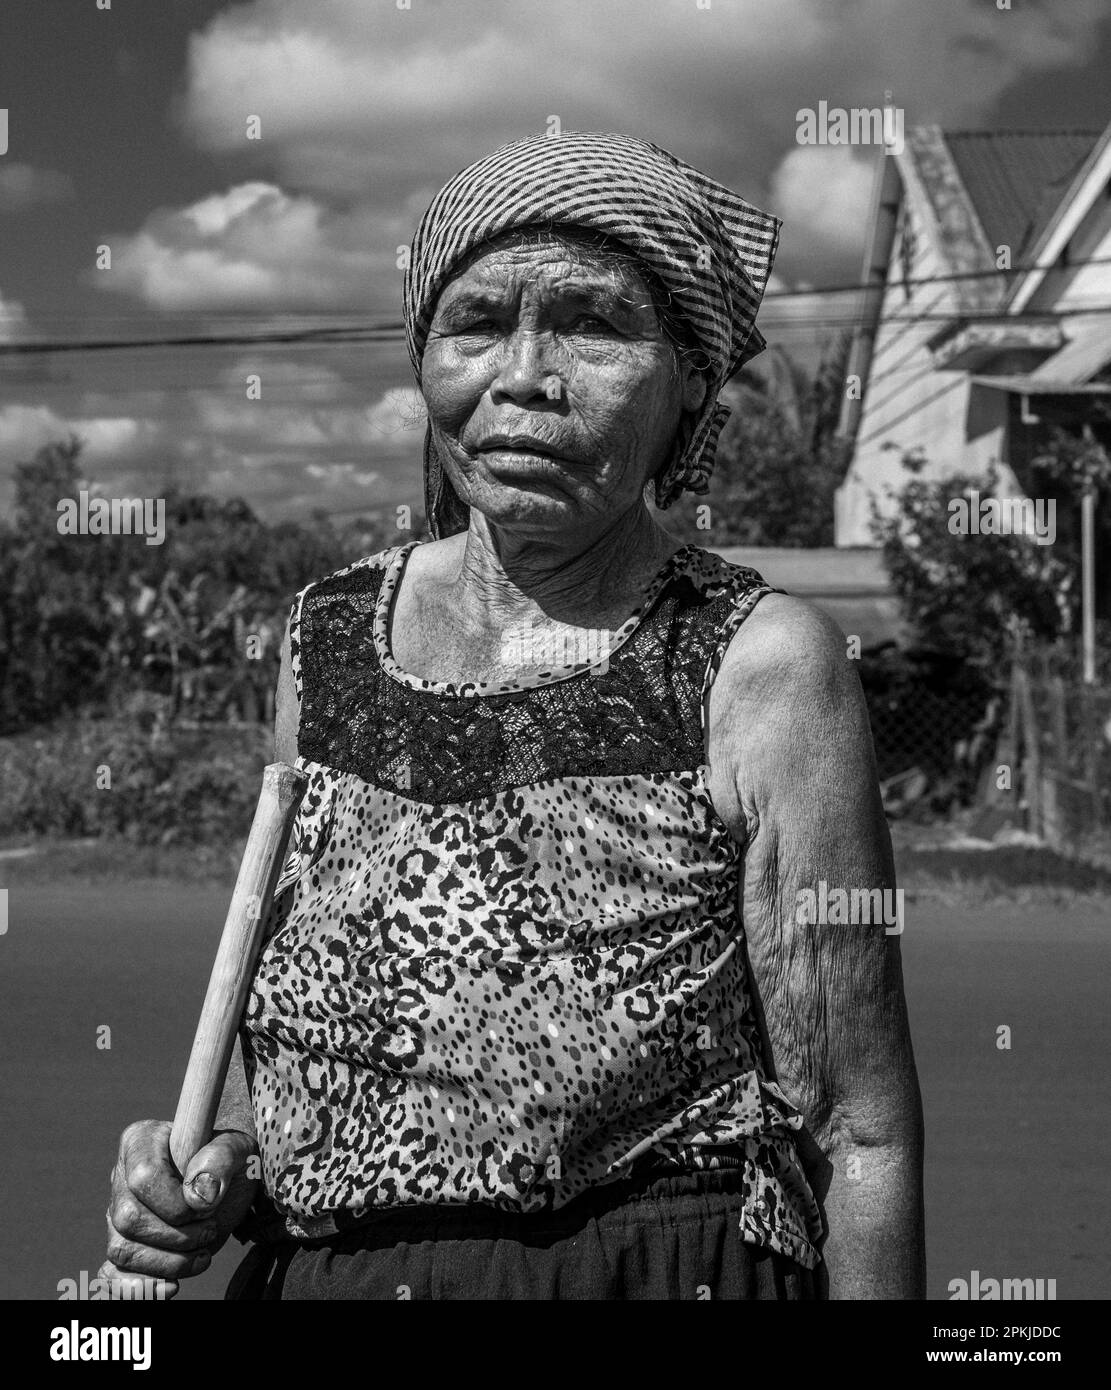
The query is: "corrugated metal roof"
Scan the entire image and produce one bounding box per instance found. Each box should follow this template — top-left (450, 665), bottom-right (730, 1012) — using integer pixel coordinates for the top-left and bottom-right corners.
top-left (1029, 313), bottom-right (1111, 384)
top-left (943, 131), bottom-right (1101, 260)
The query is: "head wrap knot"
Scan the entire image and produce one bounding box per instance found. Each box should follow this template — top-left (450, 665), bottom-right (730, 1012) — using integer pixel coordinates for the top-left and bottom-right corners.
top-left (404, 131), bottom-right (781, 537)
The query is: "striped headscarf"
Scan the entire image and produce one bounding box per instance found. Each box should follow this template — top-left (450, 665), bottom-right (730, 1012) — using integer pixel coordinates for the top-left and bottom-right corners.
top-left (404, 131), bottom-right (781, 537)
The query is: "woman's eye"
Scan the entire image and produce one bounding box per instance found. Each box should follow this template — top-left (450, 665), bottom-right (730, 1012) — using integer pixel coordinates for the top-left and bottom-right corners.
top-left (570, 315), bottom-right (612, 332)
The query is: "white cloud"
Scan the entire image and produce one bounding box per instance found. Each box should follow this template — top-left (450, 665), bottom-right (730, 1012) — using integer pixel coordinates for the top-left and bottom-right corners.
top-left (0, 372), bottom-right (426, 521)
top-left (0, 405), bottom-right (155, 468)
top-left (769, 144), bottom-right (877, 262)
top-left (90, 182), bottom-right (410, 312)
top-left (365, 386), bottom-right (427, 442)
top-left (77, 0), bottom-right (1107, 329)
top-left (0, 288), bottom-right (26, 343)
top-left (0, 163), bottom-right (75, 213)
top-left (180, 0), bottom-right (1108, 195)
top-left (0, 405), bottom-right (60, 458)
top-left (191, 379), bottom-right (424, 455)
top-left (162, 0), bottom-right (1111, 294)
top-left (746, 147), bottom-right (878, 358)
top-left (176, 0), bottom-right (830, 199)
top-left (306, 461), bottom-right (379, 487)
top-left (210, 357), bottom-right (350, 403)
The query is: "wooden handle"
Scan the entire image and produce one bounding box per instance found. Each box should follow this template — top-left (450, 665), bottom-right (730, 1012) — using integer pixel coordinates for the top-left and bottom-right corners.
top-left (170, 761), bottom-right (308, 1176)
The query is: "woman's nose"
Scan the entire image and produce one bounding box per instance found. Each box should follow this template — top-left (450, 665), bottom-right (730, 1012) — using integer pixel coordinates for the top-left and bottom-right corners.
top-left (490, 330), bottom-right (561, 405)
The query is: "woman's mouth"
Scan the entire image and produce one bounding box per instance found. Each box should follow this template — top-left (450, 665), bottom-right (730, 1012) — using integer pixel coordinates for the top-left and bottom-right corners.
top-left (477, 435), bottom-right (566, 460)
top-left (476, 438), bottom-right (574, 474)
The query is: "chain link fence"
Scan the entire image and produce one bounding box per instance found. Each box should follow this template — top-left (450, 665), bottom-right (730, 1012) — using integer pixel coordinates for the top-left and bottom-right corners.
top-left (863, 642), bottom-right (1111, 865)
top-left (866, 686), bottom-right (1001, 785)
top-left (858, 654), bottom-right (1001, 815)
top-left (1010, 654), bottom-right (1111, 865)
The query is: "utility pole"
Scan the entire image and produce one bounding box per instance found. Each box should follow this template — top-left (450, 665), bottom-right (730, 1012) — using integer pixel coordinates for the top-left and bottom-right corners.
top-left (1081, 482), bottom-right (1096, 686)
top-left (1080, 425), bottom-right (1100, 687)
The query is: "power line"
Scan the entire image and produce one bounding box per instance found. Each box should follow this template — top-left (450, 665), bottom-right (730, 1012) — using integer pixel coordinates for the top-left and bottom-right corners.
top-left (0, 324), bottom-right (406, 357)
top-left (5, 301), bottom-right (1111, 359)
top-left (3, 252), bottom-right (1111, 358)
top-left (760, 253), bottom-right (1111, 299)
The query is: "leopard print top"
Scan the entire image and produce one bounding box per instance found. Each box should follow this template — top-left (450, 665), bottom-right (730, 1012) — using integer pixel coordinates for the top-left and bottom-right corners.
top-left (241, 540), bottom-right (823, 1269)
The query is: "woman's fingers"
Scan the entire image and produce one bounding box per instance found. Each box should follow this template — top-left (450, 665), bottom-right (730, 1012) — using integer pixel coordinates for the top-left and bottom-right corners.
top-left (96, 1261), bottom-right (179, 1302)
top-left (117, 1119), bottom-right (193, 1225)
top-left (107, 1189), bottom-right (218, 1253)
top-left (104, 1216), bottom-right (213, 1281)
top-left (180, 1129), bottom-right (257, 1217)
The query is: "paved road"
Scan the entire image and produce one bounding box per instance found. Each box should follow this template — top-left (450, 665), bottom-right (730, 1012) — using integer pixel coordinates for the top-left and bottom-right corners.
top-left (1, 880), bottom-right (1107, 1300)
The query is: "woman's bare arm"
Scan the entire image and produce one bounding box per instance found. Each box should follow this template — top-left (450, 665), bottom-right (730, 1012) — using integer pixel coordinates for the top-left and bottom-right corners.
top-left (706, 593), bottom-right (925, 1299)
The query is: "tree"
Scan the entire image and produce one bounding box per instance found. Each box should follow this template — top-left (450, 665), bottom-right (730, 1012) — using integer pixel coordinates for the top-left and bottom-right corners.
top-left (869, 450), bottom-right (1073, 669)
top-left (0, 438), bottom-right (120, 727)
top-left (0, 438), bottom-right (400, 733)
top-left (662, 336), bottom-right (853, 546)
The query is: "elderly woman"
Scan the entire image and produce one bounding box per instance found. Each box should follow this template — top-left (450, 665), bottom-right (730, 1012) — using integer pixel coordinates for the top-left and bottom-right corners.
top-left (104, 132), bottom-right (923, 1300)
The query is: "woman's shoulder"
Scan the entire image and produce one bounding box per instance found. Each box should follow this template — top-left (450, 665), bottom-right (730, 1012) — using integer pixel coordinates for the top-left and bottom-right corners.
top-left (672, 539), bottom-right (767, 589)
top-left (673, 541), bottom-right (774, 601)
top-left (296, 540), bottom-right (412, 610)
top-left (683, 541), bottom-right (853, 722)
top-left (712, 588), bottom-right (862, 729)
top-left (287, 543), bottom-right (412, 648)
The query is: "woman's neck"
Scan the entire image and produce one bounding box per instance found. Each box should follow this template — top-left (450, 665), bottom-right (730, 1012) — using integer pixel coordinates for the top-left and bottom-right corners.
top-left (451, 506), bottom-right (680, 631)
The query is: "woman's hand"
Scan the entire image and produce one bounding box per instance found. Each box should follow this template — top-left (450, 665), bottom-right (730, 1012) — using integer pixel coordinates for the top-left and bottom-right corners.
top-left (100, 1119), bottom-right (259, 1299)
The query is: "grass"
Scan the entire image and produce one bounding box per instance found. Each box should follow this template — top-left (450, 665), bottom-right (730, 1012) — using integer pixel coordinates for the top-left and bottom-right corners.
top-left (894, 840), bottom-right (1111, 908)
top-left (0, 836), bottom-right (244, 886)
top-left (4, 829), bottom-right (1111, 909)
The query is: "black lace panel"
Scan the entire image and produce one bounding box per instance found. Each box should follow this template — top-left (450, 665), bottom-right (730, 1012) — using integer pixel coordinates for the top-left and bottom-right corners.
top-left (296, 558), bottom-right (762, 804)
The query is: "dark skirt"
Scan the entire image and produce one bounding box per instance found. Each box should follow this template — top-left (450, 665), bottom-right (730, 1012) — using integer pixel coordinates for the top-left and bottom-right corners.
top-left (226, 1167), bottom-right (820, 1301)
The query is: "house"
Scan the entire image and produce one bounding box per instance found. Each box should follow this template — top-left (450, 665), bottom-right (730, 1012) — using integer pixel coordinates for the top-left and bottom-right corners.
top-left (835, 121), bottom-right (1111, 577)
top-left (711, 546), bottom-right (904, 649)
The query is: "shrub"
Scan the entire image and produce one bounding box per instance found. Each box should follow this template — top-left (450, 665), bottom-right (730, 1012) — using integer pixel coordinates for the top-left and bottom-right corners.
top-left (0, 717), bottom-right (270, 845)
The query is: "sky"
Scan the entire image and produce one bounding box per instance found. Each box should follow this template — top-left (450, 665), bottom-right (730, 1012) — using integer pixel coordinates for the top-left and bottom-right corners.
top-left (0, 0), bottom-right (1109, 522)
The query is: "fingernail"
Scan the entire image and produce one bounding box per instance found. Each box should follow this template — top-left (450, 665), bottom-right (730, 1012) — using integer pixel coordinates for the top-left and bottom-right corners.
top-left (189, 1172), bottom-right (219, 1203)
top-left (191, 1251), bottom-right (212, 1273)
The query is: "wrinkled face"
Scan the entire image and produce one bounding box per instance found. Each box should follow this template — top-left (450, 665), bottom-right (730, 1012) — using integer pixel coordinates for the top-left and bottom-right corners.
top-left (420, 235), bottom-right (706, 537)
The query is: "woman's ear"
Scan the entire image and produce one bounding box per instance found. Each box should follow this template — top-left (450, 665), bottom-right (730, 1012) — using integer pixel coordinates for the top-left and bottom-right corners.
top-left (655, 361), bottom-right (709, 490)
top-left (424, 424), bottom-right (469, 539)
top-left (681, 363), bottom-right (708, 414)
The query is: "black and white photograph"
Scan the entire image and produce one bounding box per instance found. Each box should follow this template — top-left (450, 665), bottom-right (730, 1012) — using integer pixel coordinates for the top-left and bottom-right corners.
top-left (0, 0), bottom-right (1108, 1354)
